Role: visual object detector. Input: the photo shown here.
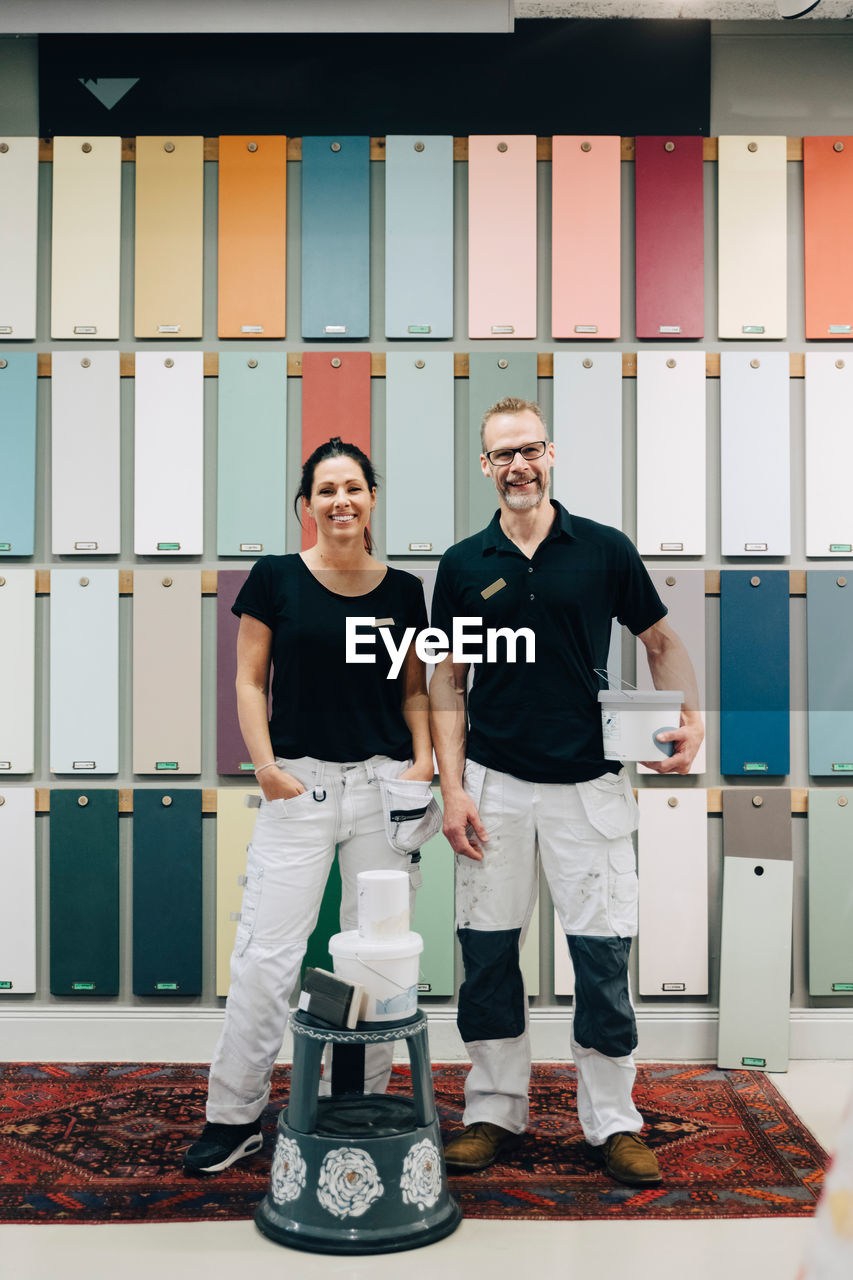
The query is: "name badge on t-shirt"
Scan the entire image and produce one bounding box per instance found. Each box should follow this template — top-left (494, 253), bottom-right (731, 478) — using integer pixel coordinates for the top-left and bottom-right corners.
top-left (481, 578), bottom-right (506, 600)
top-left (373, 617), bottom-right (395, 627)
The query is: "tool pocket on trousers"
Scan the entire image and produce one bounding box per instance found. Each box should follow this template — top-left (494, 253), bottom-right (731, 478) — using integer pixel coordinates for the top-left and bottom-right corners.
top-left (233, 845), bottom-right (264, 957)
top-left (576, 771), bottom-right (639, 840)
top-left (607, 843), bottom-right (639, 935)
top-left (379, 776), bottom-right (442, 854)
top-left (462, 758), bottom-right (487, 810)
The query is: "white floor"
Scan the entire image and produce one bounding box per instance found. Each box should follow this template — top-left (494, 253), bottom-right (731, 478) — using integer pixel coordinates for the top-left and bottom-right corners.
top-left (3, 1060), bottom-right (851, 1280)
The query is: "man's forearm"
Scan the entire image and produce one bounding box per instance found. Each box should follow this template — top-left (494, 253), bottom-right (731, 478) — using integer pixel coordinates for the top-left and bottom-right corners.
top-left (429, 662), bottom-right (469, 795)
top-left (645, 633), bottom-right (701, 718)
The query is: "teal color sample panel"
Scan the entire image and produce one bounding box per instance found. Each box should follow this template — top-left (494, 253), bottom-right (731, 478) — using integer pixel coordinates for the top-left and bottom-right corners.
top-left (807, 571), bottom-right (853, 776)
top-left (0, 353), bottom-right (38, 556)
top-left (411, 792), bottom-right (454, 997)
top-left (385, 352), bottom-right (455, 556)
top-left (301, 136), bottom-right (370, 340)
top-left (808, 790), bottom-right (853, 996)
top-left (467, 353), bottom-right (539, 537)
top-left (720, 571), bottom-right (790, 777)
top-left (217, 353), bottom-right (287, 557)
top-left (132, 790), bottom-right (203, 996)
top-left (49, 790), bottom-right (119, 996)
top-left (384, 135), bottom-right (453, 339)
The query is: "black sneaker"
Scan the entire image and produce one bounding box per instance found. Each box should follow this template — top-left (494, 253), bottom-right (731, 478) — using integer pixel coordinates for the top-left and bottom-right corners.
top-left (182, 1119), bottom-right (264, 1175)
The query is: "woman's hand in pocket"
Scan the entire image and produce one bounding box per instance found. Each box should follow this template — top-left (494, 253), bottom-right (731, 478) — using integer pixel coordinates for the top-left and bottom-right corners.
top-left (397, 760), bottom-right (435, 783)
top-left (260, 768), bottom-right (306, 801)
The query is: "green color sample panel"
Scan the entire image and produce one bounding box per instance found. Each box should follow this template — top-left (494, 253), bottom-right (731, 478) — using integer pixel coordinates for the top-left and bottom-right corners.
top-left (467, 352), bottom-right (539, 537)
top-left (807, 790), bottom-right (853, 996)
top-left (412, 791), bottom-right (454, 997)
top-left (302, 855), bottom-right (343, 977)
top-left (49, 790), bottom-right (119, 996)
top-left (807, 571), bottom-right (853, 776)
top-left (132, 790), bottom-right (203, 996)
top-left (217, 353), bottom-right (287, 557)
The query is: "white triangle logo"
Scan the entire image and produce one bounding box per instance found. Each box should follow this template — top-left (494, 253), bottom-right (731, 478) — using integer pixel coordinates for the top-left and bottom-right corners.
top-left (78, 78), bottom-right (140, 110)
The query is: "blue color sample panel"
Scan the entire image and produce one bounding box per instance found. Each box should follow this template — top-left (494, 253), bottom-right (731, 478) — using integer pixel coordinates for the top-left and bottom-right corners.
top-left (132, 790), bottom-right (203, 996)
top-left (217, 353), bottom-right (287, 556)
top-left (301, 136), bottom-right (370, 340)
top-left (807, 571), bottom-right (853, 776)
top-left (49, 789), bottom-right (120, 996)
top-left (720, 571), bottom-right (790, 777)
top-left (0, 353), bottom-right (38, 556)
top-left (384, 135), bottom-right (454, 339)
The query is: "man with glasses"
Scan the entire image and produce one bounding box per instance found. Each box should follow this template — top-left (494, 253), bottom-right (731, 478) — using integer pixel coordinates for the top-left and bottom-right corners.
top-left (430, 396), bottom-right (703, 1185)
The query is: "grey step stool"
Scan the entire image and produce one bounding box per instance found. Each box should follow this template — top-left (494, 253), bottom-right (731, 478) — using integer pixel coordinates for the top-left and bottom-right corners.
top-left (255, 1008), bottom-right (462, 1254)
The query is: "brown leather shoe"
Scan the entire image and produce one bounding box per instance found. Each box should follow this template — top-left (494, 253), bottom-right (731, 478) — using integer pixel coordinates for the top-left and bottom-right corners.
top-left (443, 1122), bottom-right (523, 1172)
top-left (595, 1132), bottom-right (662, 1186)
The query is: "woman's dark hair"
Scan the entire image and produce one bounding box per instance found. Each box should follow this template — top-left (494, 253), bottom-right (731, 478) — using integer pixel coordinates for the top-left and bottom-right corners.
top-left (294, 437), bottom-right (379, 553)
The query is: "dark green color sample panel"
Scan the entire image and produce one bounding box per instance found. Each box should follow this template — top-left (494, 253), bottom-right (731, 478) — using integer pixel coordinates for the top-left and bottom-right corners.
top-left (467, 352), bottom-right (539, 537)
top-left (49, 790), bottom-right (119, 996)
top-left (132, 790), bottom-right (203, 996)
top-left (302, 855), bottom-right (343, 977)
top-left (720, 571), bottom-right (790, 777)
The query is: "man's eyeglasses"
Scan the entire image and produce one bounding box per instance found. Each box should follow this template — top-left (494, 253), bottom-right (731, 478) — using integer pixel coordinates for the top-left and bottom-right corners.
top-left (483, 441), bottom-right (548, 467)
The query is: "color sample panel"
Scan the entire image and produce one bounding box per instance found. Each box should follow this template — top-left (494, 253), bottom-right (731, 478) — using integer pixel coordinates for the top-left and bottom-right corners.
top-left (218, 135), bottom-right (286, 339)
top-left (717, 136), bottom-right (787, 340)
top-left (0, 136), bottom-right (38, 339)
top-left (217, 568), bottom-right (251, 776)
top-left (0, 788), bottom-right (36, 994)
top-left (467, 352), bottom-right (539, 537)
top-left (805, 354), bottom-right (853, 558)
top-left (51, 351), bottom-right (121, 554)
top-left (0, 570), bottom-right (35, 774)
top-left (49, 789), bottom-right (119, 996)
top-left (807, 790), bottom-right (853, 996)
top-left (552, 135), bottom-right (620, 340)
top-left (217, 353), bottom-right (287, 556)
top-left (216, 789), bottom-right (259, 996)
top-left (720, 571), bottom-right (790, 777)
top-left (553, 352), bottom-right (622, 529)
top-left (385, 352), bottom-right (454, 556)
top-left (635, 136), bottom-right (704, 340)
top-left (720, 353), bottom-right (790, 557)
top-left (803, 136), bottom-right (853, 340)
top-left (0, 353), bottom-right (38, 557)
top-left (520, 902), bottom-right (540, 997)
top-left (50, 570), bottom-right (119, 774)
top-left (132, 570), bottom-right (202, 775)
top-left (636, 570), bottom-right (706, 775)
top-left (132, 790), bottom-right (203, 996)
top-left (718, 790), bottom-right (792, 1073)
top-left (554, 912), bottom-right (575, 996)
top-left (300, 352), bottom-right (371, 549)
top-left (385, 135), bottom-right (453, 340)
top-left (134, 352), bottom-right (203, 555)
top-left (807, 571), bottom-right (853, 776)
top-left (636, 352), bottom-right (706, 556)
top-left (134, 136), bottom-right (203, 338)
top-left (301, 136), bottom-right (369, 340)
top-left (637, 790), bottom-right (708, 996)
top-left (469, 135), bottom-right (537, 339)
top-left (411, 794), bottom-right (454, 997)
top-left (51, 136), bottom-right (121, 339)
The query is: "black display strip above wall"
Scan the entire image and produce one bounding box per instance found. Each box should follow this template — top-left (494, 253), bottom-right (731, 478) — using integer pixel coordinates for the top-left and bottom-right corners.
top-left (38, 20), bottom-right (710, 137)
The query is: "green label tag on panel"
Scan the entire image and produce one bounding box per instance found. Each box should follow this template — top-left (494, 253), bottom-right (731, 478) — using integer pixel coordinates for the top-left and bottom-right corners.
top-left (72, 982), bottom-right (95, 991)
top-left (832, 983), bottom-right (853, 991)
top-left (155, 982), bottom-right (179, 991)
top-left (742, 325), bottom-right (765, 334)
top-left (239, 763), bottom-right (255, 772)
top-left (742, 1057), bottom-right (766, 1067)
top-left (830, 544), bottom-right (852, 553)
top-left (0, 543), bottom-right (11, 551)
top-left (743, 762), bottom-right (768, 772)
top-left (832, 763), bottom-right (853, 771)
top-left (157, 542), bottom-right (180, 551)
top-left (408, 325), bottom-right (431, 334)
top-left (0, 981), bottom-right (12, 989)
top-left (156, 762), bottom-right (179, 770)
top-left (829, 325), bottom-right (852, 334)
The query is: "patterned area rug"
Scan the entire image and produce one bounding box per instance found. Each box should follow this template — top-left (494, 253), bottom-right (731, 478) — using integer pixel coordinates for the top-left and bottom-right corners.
top-left (0, 1062), bottom-right (827, 1223)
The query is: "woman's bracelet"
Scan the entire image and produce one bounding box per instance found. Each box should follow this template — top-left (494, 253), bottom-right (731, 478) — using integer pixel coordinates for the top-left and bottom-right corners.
top-left (253, 762), bottom-right (278, 777)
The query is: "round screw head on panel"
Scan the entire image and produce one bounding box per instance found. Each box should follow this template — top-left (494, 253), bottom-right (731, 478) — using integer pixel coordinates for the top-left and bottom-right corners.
top-left (750, 359), bottom-right (760, 369)
top-left (164, 141), bottom-right (175, 153)
top-left (838, 577), bottom-right (848, 587)
top-left (81, 358), bottom-right (91, 368)
top-left (497, 142), bottom-right (508, 153)
top-left (498, 359), bottom-right (508, 369)
top-left (415, 359), bottom-right (425, 369)
top-left (0, 796), bottom-right (4, 806)
top-left (667, 797), bottom-right (678, 808)
top-left (835, 141), bottom-right (845, 152)
top-left (79, 577), bottom-right (89, 587)
top-left (666, 575), bottom-right (677, 586)
top-left (750, 575), bottom-right (761, 587)
top-left (0, 577), bottom-right (5, 587)
top-left (0, 143), bottom-right (8, 153)
top-left (162, 796), bottom-right (173, 807)
top-left (837, 360), bottom-right (846, 370)
top-left (748, 141), bottom-right (758, 152)
top-left (665, 141), bottom-right (675, 152)
top-left (839, 796), bottom-right (849, 807)
top-left (248, 358), bottom-right (258, 368)
top-left (331, 357), bottom-right (342, 368)
top-left (162, 577), bottom-right (173, 588)
top-left (414, 141), bottom-right (425, 152)
top-left (752, 795), bottom-right (763, 807)
top-left (666, 358), bottom-right (676, 369)
top-left (582, 358), bottom-right (593, 369)
top-left (78, 796), bottom-right (89, 807)
top-left (164, 358), bottom-right (174, 368)
top-left (82, 142), bottom-right (92, 154)
top-left (581, 141), bottom-right (592, 152)
top-left (0, 359), bottom-right (7, 369)
top-left (248, 142), bottom-right (258, 152)
top-left (330, 141), bottom-right (341, 152)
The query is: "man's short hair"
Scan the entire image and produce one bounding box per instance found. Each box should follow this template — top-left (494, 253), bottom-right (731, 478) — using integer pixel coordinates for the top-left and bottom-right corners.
top-left (480, 397), bottom-right (549, 450)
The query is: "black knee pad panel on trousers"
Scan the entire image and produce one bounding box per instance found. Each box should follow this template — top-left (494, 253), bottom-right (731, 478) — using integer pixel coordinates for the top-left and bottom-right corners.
top-left (567, 935), bottom-right (638, 1058)
top-left (457, 927), bottom-right (526, 1042)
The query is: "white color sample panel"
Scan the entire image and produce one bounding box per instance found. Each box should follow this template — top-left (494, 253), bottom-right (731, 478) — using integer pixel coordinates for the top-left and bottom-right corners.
top-left (50, 136), bottom-right (122, 339)
top-left (717, 135), bottom-right (787, 341)
top-left (134, 353), bottom-right (204, 555)
top-left (0, 788), bottom-right (37, 993)
top-left (636, 352), bottom-right (706, 556)
top-left (0, 570), bottom-right (35, 774)
top-left (805, 354), bottom-right (853, 558)
top-left (51, 351), bottom-right (121, 554)
top-left (720, 353), bottom-right (790, 557)
top-left (50, 570), bottom-right (119, 774)
top-left (553, 352), bottom-right (623, 530)
top-left (385, 352), bottom-right (455, 556)
top-left (0, 137), bottom-right (39, 339)
top-left (637, 790), bottom-right (708, 996)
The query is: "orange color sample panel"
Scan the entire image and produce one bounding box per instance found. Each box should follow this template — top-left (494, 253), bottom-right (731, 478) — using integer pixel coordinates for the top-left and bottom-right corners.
top-left (300, 352), bottom-right (371, 549)
top-left (468, 135), bottom-right (537, 339)
top-left (134, 136), bottom-right (204, 338)
top-left (218, 135), bottom-right (287, 339)
top-left (803, 136), bottom-right (853, 340)
top-left (552, 135), bottom-right (621, 340)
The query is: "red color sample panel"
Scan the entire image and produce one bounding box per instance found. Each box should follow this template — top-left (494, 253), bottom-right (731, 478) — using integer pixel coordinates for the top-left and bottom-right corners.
top-left (468, 135), bottom-right (537, 339)
top-left (635, 136), bottom-right (704, 340)
top-left (552, 135), bottom-right (620, 340)
top-left (803, 136), bottom-right (853, 340)
top-left (300, 352), bottom-right (371, 550)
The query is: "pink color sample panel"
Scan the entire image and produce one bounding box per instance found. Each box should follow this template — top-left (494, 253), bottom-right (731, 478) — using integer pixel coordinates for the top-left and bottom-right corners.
top-left (300, 352), bottom-right (371, 550)
top-left (635, 136), bottom-right (704, 339)
top-left (552, 135), bottom-right (621, 340)
top-left (467, 135), bottom-right (537, 339)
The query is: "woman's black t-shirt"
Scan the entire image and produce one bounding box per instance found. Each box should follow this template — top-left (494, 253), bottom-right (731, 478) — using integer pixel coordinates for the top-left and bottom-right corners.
top-left (233, 555), bottom-right (428, 763)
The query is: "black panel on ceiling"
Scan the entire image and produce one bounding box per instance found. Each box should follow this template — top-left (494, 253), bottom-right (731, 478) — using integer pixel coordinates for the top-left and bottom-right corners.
top-left (38, 20), bottom-right (710, 137)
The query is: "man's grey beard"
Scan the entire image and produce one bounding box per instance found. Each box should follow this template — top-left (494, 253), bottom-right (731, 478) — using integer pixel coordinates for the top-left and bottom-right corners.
top-left (502, 479), bottom-right (546, 510)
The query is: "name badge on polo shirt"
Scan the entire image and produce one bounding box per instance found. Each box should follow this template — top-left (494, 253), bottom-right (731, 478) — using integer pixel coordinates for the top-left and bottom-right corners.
top-left (373, 617), bottom-right (395, 627)
top-left (481, 578), bottom-right (506, 600)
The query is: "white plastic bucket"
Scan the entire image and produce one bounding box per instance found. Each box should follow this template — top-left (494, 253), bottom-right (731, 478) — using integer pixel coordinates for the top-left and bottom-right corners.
top-left (356, 869), bottom-right (410, 941)
top-left (329, 929), bottom-right (423, 1022)
top-left (598, 689), bottom-right (683, 762)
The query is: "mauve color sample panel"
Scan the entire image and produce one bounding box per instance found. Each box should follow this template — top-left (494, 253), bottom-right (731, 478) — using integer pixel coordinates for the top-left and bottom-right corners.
top-left (217, 568), bottom-right (252, 776)
top-left (634, 135), bottom-right (704, 340)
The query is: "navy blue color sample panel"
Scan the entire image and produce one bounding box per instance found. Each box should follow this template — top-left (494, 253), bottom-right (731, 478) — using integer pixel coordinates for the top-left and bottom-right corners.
top-left (49, 790), bottom-right (119, 996)
top-left (301, 136), bottom-right (370, 340)
top-left (132, 790), bottom-right (203, 996)
top-left (720, 571), bottom-right (790, 777)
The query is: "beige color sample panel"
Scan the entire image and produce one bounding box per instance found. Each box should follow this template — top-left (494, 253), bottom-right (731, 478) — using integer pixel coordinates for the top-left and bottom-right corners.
top-left (717, 136), bottom-right (787, 341)
top-left (50, 136), bottom-right (121, 340)
top-left (132, 570), bottom-right (202, 774)
top-left (805, 354), bottom-right (853, 558)
top-left (0, 570), bottom-right (35, 774)
top-left (0, 788), bottom-right (37, 993)
top-left (51, 351), bottom-right (121, 554)
top-left (134, 136), bottom-right (204, 338)
top-left (637, 790), bottom-right (708, 996)
top-left (636, 352), bottom-right (706, 556)
top-left (0, 137), bottom-right (39, 339)
top-left (216, 789), bottom-right (260, 997)
top-left (134, 352), bottom-right (204, 555)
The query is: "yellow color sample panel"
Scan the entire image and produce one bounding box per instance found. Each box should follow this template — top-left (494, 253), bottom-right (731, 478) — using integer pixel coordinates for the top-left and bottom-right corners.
top-left (51, 136), bottom-right (121, 340)
top-left (216, 789), bottom-right (260, 997)
top-left (134, 136), bottom-right (204, 338)
top-left (132, 570), bottom-right (201, 775)
top-left (718, 136), bottom-right (787, 340)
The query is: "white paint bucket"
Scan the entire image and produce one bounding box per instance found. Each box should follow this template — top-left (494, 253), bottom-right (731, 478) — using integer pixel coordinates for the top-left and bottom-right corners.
top-left (598, 689), bottom-right (683, 762)
top-left (329, 929), bottom-right (423, 1022)
top-left (356, 869), bottom-right (410, 941)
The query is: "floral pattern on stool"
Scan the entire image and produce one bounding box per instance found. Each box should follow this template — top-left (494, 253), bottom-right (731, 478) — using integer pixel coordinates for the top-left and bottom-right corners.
top-left (269, 1136), bottom-right (307, 1205)
top-left (316, 1147), bottom-right (384, 1219)
top-left (400, 1138), bottom-right (442, 1210)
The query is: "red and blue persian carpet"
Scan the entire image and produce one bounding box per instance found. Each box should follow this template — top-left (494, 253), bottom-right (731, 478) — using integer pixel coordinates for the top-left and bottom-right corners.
top-left (0, 1062), bottom-right (827, 1223)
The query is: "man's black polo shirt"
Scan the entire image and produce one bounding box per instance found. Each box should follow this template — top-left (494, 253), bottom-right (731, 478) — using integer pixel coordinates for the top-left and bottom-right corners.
top-left (431, 501), bottom-right (666, 784)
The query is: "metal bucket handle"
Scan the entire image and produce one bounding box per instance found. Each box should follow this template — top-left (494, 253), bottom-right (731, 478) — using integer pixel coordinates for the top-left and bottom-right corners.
top-left (594, 668), bottom-right (638, 699)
